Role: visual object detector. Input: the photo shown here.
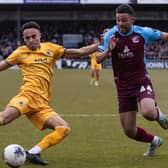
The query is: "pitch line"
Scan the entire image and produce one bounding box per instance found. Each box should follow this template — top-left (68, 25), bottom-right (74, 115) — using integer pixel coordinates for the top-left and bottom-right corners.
top-left (60, 114), bottom-right (118, 117)
top-left (60, 114), bottom-right (142, 117)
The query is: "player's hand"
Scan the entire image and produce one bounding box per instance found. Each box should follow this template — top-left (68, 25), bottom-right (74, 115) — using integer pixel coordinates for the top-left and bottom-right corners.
top-left (108, 36), bottom-right (116, 52)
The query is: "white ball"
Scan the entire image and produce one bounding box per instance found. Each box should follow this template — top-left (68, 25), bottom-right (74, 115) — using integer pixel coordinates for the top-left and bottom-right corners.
top-left (3, 144), bottom-right (26, 168)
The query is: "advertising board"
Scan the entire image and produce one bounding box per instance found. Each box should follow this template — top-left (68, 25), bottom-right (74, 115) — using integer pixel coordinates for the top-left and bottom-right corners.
top-left (24, 0), bottom-right (79, 3)
top-left (0, 0), bottom-right (23, 3)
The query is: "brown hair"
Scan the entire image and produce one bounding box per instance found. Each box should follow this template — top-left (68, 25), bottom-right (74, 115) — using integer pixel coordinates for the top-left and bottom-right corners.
top-left (21, 21), bottom-right (40, 32)
top-left (115, 4), bottom-right (136, 17)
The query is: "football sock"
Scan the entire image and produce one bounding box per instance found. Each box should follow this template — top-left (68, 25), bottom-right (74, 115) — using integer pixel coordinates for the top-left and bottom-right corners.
top-left (90, 78), bottom-right (95, 85)
top-left (134, 127), bottom-right (154, 142)
top-left (152, 136), bottom-right (162, 146)
top-left (91, 73), bottom-right (94, 78)
top-left (156, 107), bottom-right (160, 120)
top-left (37, 126), bottom-right (70, 151)
top-left (28, 146), bottom-right (42, 154)
top-left (90, 78), bottom-right (94, 82)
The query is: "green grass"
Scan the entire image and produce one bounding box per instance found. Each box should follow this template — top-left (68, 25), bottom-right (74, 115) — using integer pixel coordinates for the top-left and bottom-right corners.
top-left (0, 69), bottom-right (168, 168)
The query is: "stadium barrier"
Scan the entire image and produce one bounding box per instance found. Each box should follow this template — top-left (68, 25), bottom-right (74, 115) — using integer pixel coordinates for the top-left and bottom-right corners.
top-left (146, 60), bottom-right (168, 69)
top-left (8, 60), bottom-right (168, 70)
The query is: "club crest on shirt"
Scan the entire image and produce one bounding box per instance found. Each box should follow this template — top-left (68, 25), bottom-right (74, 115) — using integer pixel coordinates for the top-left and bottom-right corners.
top-left (44, 49), bottom-right (53, 57)
top-left (132, 36), bottom-right (139, 43)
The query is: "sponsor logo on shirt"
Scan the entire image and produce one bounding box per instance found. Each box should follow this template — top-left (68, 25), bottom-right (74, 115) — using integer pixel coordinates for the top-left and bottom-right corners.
top-left (118, 45), bottom-right (134, 59)
top-left (34, 58), bottom-right (48, 63)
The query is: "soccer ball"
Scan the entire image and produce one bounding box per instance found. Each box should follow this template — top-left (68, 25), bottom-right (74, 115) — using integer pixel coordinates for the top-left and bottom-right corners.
top-left (3, 144), bottom-right (26, 168)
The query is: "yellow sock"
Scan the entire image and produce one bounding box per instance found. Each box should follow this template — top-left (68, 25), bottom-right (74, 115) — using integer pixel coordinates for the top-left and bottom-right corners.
top-left (96, 76), bottom-right (99, 81)
top-left (38, 126), bottom-right (70, 151)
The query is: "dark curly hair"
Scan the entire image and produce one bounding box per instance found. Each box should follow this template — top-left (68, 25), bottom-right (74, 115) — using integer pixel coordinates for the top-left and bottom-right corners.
top-left (21, 21), bottom-right (40, 33)
top-left (115, 4), bottom-right (136, 17)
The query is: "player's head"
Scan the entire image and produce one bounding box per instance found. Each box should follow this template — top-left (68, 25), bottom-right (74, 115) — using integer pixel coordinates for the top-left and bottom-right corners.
top-left (115, 4), bottom-right (136, 34)
top-left (21, 21), bottom-right (41, 50)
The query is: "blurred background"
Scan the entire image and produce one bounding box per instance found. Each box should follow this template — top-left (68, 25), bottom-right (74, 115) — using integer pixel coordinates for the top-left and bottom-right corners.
top-left (0, 0), bottom-right (168, 69)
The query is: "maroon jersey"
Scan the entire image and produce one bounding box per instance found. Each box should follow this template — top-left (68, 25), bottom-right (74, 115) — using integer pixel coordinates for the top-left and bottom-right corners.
top-left (112, 31), bottom-right (146, 90)
top-left (102, 25), bottom-right (162, 91)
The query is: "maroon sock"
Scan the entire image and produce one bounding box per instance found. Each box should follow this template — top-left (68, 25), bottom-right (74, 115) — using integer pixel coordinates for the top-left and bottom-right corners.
top-left (156, 107), bottom-right (160, 120)
top-left (134, 127), bottom-right (154, 143)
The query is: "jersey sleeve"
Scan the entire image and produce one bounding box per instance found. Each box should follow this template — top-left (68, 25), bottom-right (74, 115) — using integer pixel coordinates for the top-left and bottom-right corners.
top-left (140, 26), bottom-right (162, 44)
top-left (6, 49), bottom-right (20, 65)
top-left (97, 45), bottom-right (105, 52)
top-left (100, 25), bottom-right (118, 51)
top-left (53, 44), bottom-right (65, 60)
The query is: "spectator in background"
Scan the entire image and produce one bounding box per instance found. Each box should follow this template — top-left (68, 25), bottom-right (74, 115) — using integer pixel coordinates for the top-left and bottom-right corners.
top-left (1, 21), bottom-right (168, 61)
top-left (0, 42), bottom-right (13, 59)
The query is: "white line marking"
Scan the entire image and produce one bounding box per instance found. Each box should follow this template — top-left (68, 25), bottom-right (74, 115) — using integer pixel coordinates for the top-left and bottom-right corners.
top-left (60, 114), bottom-right (118, 117)
top-left (60, 114), bottom-right (144, 117)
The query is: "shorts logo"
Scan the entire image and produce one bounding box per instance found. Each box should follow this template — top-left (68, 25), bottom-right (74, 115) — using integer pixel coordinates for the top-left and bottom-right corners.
top-left (18, 100), bottom-right (24, 106)
top-left (140, 85), bottom-right (152, 93)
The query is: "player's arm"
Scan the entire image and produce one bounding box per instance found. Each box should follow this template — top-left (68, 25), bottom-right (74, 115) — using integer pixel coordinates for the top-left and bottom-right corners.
top-left (63, 43), bottom-right (98, 59)
top-left (96, 50), bottom-right (110, 64)
top-left (161, 32), bottom-right (168, 42)
top-left (97, 36), bottom-right (116, 64)
top-left (0, 60), bottom-right (12, 71)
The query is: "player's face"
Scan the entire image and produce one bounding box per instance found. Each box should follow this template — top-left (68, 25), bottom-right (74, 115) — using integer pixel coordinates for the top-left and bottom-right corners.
top-left (23, 28), bottom-right (41, 50)
top-left (116, 13), bottom-right (135, 34)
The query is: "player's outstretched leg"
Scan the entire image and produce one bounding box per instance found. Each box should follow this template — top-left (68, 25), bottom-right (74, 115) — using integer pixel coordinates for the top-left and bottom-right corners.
top-left (156, 107), bottom-right (168, 129)
top-left (143, 136), bottom-right (163, 157)
top-left (26, 126), bottom-right (70, 165)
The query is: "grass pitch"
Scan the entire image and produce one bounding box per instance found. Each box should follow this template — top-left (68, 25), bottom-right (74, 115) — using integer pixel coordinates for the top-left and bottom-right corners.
top-left (0, 69), bottom-right (168, 168)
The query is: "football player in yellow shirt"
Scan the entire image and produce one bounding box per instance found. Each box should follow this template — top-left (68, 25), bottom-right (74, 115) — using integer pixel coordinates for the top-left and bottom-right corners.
top-left (0, 21), bottom-right (98, 165)
top-left (90, 28), bottom-right (109, 86)
top-left (89, 37), bottom-right (102, 86)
